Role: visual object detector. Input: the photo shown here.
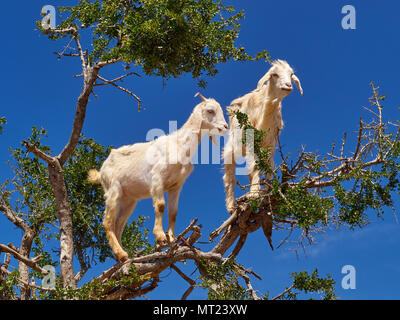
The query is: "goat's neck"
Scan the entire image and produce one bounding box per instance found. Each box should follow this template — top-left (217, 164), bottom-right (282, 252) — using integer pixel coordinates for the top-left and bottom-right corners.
top-left (170, 115), bottom-right (203, 162)
top-left (263, 84), bottom-right (282, 114)
top-left (256, 86), bottom-right (283, 129)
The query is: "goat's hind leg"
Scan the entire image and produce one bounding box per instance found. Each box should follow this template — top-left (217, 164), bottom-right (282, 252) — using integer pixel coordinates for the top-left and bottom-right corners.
top-left (166, 186), bottom-right (182, 242)
top-left (103, 182), bottom-right (128, 262)
top-left (150, 176), bottom-right (167, 246)
top-left (115, 199), bottom-right (137, 249)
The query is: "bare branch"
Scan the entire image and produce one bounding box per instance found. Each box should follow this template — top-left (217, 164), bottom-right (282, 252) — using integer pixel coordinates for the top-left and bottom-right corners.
top-left (236, 268), bottom-right (261, 300)
top-left (272, 284), bottom-right (295, 300)
top-left (22, 141), bottom-right (54, 164)
top-left (0, 203), bottom-right (30, 233)
top-left (228, 234), bottom-right (247, 259)
top-left (94, 72), bottom-right (141, 86)
top-left (353, 117), bottom-right (364, 160)
top-left (43, 27), bottom-right (78, 36)
top-left (170, 264), bottom-right (196, 300)
top-left (57, 67), bottom-right (100, 166)
top-left (0, 244), bottom-right (48, 275)
top-left (96, 58), bottom-right (123, 68)
top-left (96, 74), bottom-right (142, 111)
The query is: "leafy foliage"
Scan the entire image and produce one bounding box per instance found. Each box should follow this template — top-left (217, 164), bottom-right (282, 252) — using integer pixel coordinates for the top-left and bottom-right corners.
top-left (271, 269), bottom-right (336, 300)
top-left (2, 128), bottom-right (153, 298)
top-left (232, 110), bottom-right (272, 175)
top-left (39, 0), bottom-right (269, 87)
top-left (8, 127), bottom-right (56, 230)
top-left (232, 83), bottom-right (400, 236)
top-left (0, 117), bottom-right (6, 134)
top-left (0, 270), bottom-right (19, 300)
top-left (271, 179), bottom-right (334, 229)
top-left (198, 259), bottom-right (250, 300)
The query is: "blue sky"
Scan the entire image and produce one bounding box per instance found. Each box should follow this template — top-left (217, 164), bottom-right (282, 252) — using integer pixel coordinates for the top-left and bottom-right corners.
top-left (1, 0), bottom-right (399, 299)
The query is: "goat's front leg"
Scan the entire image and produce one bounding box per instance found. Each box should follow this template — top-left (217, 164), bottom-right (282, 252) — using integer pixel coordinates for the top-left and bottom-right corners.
top-left (223, 162), bottom-right (236, 213)
top-left (247, 153), bottom-right (261, 199)
top-left (223, 142), bottom-right (237, 214)
top-left (151, 178), bottom-right (167, 245)
top-left (166, 186), bottom-right (182, 242)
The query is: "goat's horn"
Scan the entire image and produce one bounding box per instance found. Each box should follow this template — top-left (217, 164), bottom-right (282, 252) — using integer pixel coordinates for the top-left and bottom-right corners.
top-left (195, 92), bottom-right (207, 102)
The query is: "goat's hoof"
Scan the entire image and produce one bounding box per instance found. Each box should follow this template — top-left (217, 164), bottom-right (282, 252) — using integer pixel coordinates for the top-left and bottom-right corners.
top-left (155, 232), bottom-right (167, 244)
top-left (166, 234), bottom-right (176, 243)
top-left (117, 252), bottom-right (129, 263)
top-left (155, 240), bottom-right (168, 251)
top-left (154, 233), bottom-right (168, 250)
top-left (226, 206), bottom-right (235, 214)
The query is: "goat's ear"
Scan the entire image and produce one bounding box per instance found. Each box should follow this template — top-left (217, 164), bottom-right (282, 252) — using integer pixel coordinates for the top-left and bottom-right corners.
top-left (292, 74), bottom-right (303, 95)
top-left (256, 72), bottom-right (272, 90)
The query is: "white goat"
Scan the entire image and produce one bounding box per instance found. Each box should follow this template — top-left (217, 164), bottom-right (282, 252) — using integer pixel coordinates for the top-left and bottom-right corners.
top-left (223, 60), bottom-right (303, 212)
top-left (88, 94), bottom-right (228, 262)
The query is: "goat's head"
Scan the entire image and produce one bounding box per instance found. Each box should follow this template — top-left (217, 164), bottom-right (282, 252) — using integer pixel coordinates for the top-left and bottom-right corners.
top-left (257, 60), bottom-right (303, 99)
top-left (194, 93), bottom-right (228, 145)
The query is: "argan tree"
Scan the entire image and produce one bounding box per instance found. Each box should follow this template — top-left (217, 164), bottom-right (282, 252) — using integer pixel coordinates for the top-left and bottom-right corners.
top-left (1, 0), bottom-right (399, 300)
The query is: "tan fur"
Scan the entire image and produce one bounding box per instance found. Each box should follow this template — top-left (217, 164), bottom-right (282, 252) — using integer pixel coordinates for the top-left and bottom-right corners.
top-left (223, 60), bottom-right (303, 212)
top-left (87, 169), bottom-right (101, 184)
top-left (89, 96), bottom-right (228, 262)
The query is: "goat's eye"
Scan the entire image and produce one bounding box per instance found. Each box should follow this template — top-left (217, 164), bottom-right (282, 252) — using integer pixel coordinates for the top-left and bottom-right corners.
top-left (271, 73), bottom-right (278, 77)
top-left (207, 109), bottom-right (215, 115)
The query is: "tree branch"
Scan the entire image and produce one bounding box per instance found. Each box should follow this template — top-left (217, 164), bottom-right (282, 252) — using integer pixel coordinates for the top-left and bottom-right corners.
top-left (0, 203), bottom-right (30, 233)
top-left (0, 244), bottom-right (48, 275)
top-left (170, 264), bottom-right (196, 300)
top-left (96, 74), bottom-right (142, 111)
top-left (22, 141), bottom-right (54, 165)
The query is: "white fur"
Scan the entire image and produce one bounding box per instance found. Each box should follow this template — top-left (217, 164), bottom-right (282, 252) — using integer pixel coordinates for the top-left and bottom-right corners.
top-left (222, 60), bottom-right (303, 212)
top-left (89, 96), bottom-right (228, 261)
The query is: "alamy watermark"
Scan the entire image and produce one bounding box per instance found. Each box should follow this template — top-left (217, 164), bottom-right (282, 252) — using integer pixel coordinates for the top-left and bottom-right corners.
top-left (41, 265), bottom-right (56, 290)
top-left (342, 5), bottom-right (356, 30)
top-left (144, 121), bottom-right (257, 176)
top-left (41, 5), bottom-right (56, 30)
top-left (341, 265), bottom-right (356, 290)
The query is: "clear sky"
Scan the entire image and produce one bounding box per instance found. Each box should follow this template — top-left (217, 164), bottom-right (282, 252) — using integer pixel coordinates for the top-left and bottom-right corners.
top-left (1, 0), bottom-right (399, 300)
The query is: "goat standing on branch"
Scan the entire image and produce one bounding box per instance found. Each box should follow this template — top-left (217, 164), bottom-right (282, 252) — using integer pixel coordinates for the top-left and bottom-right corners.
top-left (223, 60), bottom-right (303, 212)
top-left (88, 94), bottom-right (228, 262)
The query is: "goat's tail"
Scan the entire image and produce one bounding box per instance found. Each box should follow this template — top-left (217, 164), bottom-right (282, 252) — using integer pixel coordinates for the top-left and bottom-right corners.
top-left (87, 169), bottom-right (101, 184)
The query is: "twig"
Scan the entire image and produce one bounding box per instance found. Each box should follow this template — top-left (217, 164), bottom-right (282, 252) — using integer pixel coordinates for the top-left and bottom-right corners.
top-left (96, 74), bottom-right (142, 111)
top-left (272, 284), bottom-right (295, 300)
top-left (94, 72), bottom-right (141, 86)
top-left (340, 132), bottom-right (347, 161)
top-left (0, 244), bottom-right (49, 275)
top-left (353, 117), bottom-right (363, 160)
top-left (237, 269), bottom-right (261, 300)
top-left (228, 234), bottom-right (247, 259)
top-left (170, 264), bottom-right (196, 300)
top-left (96, 58), bottom-right (123, 68)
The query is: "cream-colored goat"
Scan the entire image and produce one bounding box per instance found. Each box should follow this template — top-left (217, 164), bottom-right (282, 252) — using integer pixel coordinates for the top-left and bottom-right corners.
top-left (88, 94), bottom-right (228, 262)
top-left (223, 60), bottom-right (303, 212)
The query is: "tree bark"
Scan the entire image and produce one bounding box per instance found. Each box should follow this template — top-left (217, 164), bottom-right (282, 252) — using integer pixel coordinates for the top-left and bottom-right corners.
top-left (48, 160), bottom-right (76, 289)
top-left (18, 230), bottom-right (35, 300)
top-left (46, 66), bottom-right (99, 290)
